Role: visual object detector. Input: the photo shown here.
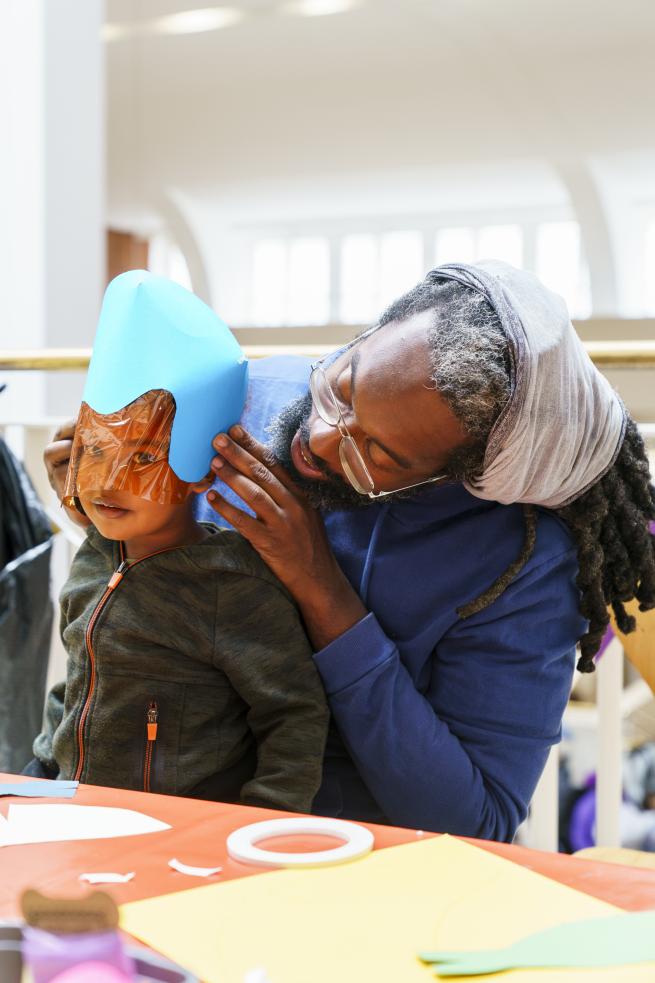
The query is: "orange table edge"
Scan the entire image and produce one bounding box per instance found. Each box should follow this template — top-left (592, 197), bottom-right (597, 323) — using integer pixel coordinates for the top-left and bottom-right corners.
top-left (1, 772), bottom-right (654, 918)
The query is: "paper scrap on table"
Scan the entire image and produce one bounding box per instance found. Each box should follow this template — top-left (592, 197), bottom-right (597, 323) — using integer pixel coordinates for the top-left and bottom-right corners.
top-left (0, 804), bottom-right (170, 848)
top-left (419, 911), bottom-right (655, 976)
top-left (79, 871), bottom-right (135, 885)
top-left (121, 834), bottom-right (655, 983)
top-left (420, 909), bottom-right (655, 976)
top-left (169, 858), bottom-right (223, 877)
top-left (0, 780), bottom-right (78, 798)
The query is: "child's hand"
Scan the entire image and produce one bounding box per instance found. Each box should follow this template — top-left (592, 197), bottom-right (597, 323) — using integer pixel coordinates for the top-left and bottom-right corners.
top-left (44, 417), bottom-right (91, 528)
top-left (44, 418), bottom-right (76, 495)
top-left (206, 427), bottom-right (367, 650)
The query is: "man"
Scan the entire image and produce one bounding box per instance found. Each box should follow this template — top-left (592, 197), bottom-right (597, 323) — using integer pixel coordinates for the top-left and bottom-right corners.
top-left (46, 261), bottom-right (655, 841)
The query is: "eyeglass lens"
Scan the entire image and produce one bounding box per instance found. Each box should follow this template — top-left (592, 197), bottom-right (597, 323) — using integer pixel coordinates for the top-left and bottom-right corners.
top-left (339, 438), bottom-right (374, 495)
top-left (310, 368), bottom-right (340, 425)
top-left (310, 368), bottom-right (374, 493)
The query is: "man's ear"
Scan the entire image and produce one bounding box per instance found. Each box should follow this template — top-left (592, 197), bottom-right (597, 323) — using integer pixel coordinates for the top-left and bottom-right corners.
top-left (188, 473), bottom-right (213, 495)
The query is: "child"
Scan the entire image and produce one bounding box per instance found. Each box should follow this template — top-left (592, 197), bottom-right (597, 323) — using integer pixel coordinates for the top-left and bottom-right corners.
top-left (28, 271), bottom-right (328, 812)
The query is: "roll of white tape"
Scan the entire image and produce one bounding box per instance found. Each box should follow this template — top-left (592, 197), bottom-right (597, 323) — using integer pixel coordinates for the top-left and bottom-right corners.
top-left (226, 817), bottom-right (374, 868)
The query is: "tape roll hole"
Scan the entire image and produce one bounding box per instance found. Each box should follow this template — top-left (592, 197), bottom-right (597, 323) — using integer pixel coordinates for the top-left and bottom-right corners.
top-left (226, 817), bottom-right (375, 868)
top-left (256, 834), bottom-right (345, 854)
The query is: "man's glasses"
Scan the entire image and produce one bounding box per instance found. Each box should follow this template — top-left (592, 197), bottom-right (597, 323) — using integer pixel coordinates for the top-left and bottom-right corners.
top-left (309, 347), bottom-right (449, 499)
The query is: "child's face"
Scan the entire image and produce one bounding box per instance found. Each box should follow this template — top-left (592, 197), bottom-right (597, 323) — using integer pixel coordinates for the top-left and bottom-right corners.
top-left (70, 391), bottom-right (208, 542)
top-left (78, 483), bottom-right (191, 543)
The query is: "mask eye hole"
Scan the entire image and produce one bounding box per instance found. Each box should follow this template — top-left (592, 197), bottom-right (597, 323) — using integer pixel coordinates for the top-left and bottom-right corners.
top-left (132, 451), bottom-right (158, 466)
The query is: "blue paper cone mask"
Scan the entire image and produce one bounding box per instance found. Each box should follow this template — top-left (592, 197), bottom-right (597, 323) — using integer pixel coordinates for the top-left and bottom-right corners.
top-left (81, 270), bottom-right (248, 483)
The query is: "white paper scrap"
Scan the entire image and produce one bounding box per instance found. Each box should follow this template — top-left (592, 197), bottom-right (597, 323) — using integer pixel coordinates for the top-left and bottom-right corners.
top-left (79, 871), bottom-right (135, 884)
top-left (0, 804), bottom-right (170, 847)
top-left (168, 857), bottom-right (223, 877)
top-left (0, 812), bottom-right (10, 848)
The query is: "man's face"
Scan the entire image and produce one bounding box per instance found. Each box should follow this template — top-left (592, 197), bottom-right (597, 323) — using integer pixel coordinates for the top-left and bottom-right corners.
top-left (268, 309), bottom-right (469, 510)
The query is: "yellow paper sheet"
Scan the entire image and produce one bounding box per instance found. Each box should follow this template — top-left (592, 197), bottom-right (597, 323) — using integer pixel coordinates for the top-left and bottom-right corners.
top-left (120, 834), bottom-right (655, 983)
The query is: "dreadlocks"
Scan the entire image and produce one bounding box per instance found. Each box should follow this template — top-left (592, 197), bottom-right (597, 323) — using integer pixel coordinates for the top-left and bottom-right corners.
top-left (558, 419), bottom-right (655, 671)
top-left (379, 277), bottom-right (655, 672)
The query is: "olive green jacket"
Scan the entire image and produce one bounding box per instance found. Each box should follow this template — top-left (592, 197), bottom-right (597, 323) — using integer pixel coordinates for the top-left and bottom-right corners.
top-left (33, 524), bottom-right (328, 812)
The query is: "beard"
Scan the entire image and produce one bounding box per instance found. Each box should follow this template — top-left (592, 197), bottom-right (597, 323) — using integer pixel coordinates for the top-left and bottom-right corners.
top-left (266, 392), bottom-right (374, 512)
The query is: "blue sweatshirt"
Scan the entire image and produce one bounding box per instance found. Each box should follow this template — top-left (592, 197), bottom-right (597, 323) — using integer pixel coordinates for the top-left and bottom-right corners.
top-left (195, 356), bottom-right (585, 841)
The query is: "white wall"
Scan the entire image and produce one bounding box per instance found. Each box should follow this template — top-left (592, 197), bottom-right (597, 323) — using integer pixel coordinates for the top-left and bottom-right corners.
top-left (43, 1), bottom-right (106, 417)
top-left (0, 0), bottom-right (105, 422)
top-left (104, 0), bottom-right (655, 321)
top-left (0, 2), bottom-right (47, 419)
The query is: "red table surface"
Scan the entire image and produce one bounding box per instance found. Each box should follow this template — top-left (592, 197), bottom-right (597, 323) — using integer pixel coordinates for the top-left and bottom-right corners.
top-left (1, 773), bottom-right (655, 917)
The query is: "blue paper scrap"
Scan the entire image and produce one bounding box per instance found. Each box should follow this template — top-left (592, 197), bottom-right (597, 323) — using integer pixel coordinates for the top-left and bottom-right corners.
top-left (0, 781), bottom-right (78, 799)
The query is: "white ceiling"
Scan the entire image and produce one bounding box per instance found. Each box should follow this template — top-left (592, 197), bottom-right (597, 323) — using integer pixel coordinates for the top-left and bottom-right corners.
top-left (105, 0), bottom-right (655, 221)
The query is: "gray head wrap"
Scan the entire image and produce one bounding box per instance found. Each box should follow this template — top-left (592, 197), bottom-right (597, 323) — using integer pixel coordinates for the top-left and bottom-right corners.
top-left (427, 260), bottom-right (626, 509)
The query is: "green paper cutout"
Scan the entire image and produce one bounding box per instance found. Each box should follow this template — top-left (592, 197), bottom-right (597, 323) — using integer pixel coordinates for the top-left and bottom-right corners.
top-left (419, 909), bottom-right (655, 976)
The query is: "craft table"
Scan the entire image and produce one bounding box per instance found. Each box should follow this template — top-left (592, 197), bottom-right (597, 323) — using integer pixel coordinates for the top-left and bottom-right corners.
top-left (1, 772), bottom-right (655, 919)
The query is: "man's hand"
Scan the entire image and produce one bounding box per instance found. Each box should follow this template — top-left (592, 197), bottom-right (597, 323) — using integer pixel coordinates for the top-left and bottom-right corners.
top-left (44, 418), bottom-right (91, 528)
top-left (206, 426), bottom-right (367, 650)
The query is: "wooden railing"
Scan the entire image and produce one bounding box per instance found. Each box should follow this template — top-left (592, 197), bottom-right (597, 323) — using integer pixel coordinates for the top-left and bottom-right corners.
top-left (2, 339), bottom-right (655, 371)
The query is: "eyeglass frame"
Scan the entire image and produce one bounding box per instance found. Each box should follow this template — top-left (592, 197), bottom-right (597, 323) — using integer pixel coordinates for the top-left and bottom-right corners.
top-left (309, 335), bottom-right (450, 499)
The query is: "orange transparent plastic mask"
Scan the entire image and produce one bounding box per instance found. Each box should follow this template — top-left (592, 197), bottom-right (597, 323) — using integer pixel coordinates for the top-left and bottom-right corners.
top-left (62, 391), bottom-right (192, 509)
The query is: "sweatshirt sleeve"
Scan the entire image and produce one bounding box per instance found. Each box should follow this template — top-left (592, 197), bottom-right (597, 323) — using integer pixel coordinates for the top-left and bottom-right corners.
top-left (31, 679), bottom-right (66, 777)
top-left (313, 547), bottom-right (583, 841)
top-left (214, 573), bottom-right (329, 813)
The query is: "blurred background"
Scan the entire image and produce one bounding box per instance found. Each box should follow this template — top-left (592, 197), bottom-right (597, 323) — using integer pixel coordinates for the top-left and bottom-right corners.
top-left (2, 0), bottom-right (655, 417)
top-left (1, 0), bottom-right (655, 856)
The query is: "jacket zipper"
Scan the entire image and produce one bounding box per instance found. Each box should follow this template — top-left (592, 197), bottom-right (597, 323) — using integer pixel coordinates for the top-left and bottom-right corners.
top-left (143, 701), bottom-right (159, 792)
top-left (73, 550), bottom-right (129, 782)
top-left (73, 541), bottom-right (175, 784)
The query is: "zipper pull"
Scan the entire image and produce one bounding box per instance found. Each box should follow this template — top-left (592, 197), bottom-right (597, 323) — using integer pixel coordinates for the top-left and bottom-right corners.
top-left (107, 560), bottom-right (129, 590)
top-left (147, 701), bottom-right (159, 742)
